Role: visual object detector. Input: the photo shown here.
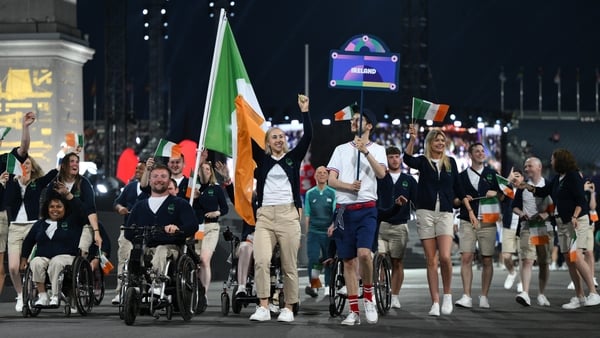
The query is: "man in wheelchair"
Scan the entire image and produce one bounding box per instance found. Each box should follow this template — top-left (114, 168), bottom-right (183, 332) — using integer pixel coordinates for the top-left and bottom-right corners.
top-left (124, 163), bottom-right (197, 308)
top-left (20, 188), bottom-right (88, 308)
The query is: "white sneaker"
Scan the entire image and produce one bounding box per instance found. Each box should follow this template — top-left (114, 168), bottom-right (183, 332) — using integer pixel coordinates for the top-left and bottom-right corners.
top-left (441, 294), bottom-right (453, 315)
top-left (35, 293), bottom-right (49, 307)
top-left (549, 262), bottom-right (558, 271)
top-left (111, 294), bottom-right (120, 305)
top-left (277, 308), bottom-right (294, 322)
top-left (390, 295), bottom-right (401, 309)
top-left (594, 277), bottom-right (599, 288)
top-left (236, 285), bottom-right (246, 296)
top-left (455, 294), bottom-right (472, 308)
top-left (337, 286), bottom-right (347, 296)
top-left (562, 297), bottom-right (584, 309)
top-left (341, 311), bottom-right (360, 325)
top-left (324, 286), bottom-right (330, 296)
top-left (428, 302), bottom-right (440, 317)
top-left (268, 303), bottom-right (280, 314)
top-left (584, 292), bottom-right (600, 306)
top-left (537, 294), bottom-right (550, 306)
top-left (364, 300), bottom-right (378, 324)
top-left (15, 295), bottom-right (23, 312)
top-left (567, 281), bottom-right (575, 290)
top-left (479, 295), bottom-right (490, 309)
top-left (516, 282), bottom-right (523, 293)
top-left (49, 296), bottom-right (59, 306)
top-left (504, 271), bottom-right (517, 290)
top-left (516, 292), bottom-right (531, 306)
top-left (249, 306), bottom-right (271, 321)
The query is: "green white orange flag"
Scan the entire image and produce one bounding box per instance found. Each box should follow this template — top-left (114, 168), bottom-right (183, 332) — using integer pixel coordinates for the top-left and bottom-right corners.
top-left (569, 234), bottom-right (578, 262)
top-left (154, 139), bottom-right (182, 158)
top-left (199, 10), bottom-right (266, 225)
top-left (478, 196), bottom-right (500, 223)
top-left (529, 219), bottom-right (549, 245)
top-left (65, 132), bottom-right (84, 147)
top-left (496, 174), bottom-right (515, 199)
top-left (0, 127), bottom-right (11, 140)
top-left (6, 153), bottom-right (25, 176)
top-left (334, 103), bottom-right (357, 121)
top-left (412, 97), bottom-right (449, 122)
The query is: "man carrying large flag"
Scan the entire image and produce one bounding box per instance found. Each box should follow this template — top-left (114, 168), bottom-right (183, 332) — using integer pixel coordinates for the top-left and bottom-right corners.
top-left (197, 9), bottom-right (267, 226)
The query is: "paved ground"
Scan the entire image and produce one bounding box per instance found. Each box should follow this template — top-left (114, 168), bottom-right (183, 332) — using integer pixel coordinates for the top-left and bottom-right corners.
top-left (1, 263), bottom-right (599, 338)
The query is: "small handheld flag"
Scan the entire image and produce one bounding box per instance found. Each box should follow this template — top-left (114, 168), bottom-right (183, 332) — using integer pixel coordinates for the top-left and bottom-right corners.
top-left (154, 139), bottom-right (182, 158)
top-left (6, 153), bottom-right (25, 176)
top-left (412, 97), bottom-right (449, 122)
top-left (0, 127), bottom-right (11, 140)
top-left (65, 132), bottom-right (84, 147)
top-left (334, 102), bottom-right (357, 121)
top-left (496, 174), bottom-right (515, 199)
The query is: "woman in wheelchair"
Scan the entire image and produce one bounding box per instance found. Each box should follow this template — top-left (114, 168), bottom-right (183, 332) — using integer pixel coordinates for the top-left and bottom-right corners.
top-left (20, 190), bottom-right (87, 307)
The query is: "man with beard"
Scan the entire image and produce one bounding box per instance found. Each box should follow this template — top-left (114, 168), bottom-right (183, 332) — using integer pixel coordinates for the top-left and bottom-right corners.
top-left (125, 163), bottom-right (197, 284)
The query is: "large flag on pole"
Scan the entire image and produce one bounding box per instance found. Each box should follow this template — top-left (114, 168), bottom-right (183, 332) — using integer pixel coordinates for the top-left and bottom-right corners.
top-left (197, 9), bottom-right (266, 225)
top-left (411, 97), bottom-right (449, 122)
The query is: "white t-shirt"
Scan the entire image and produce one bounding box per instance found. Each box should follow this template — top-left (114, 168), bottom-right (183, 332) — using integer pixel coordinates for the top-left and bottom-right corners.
top-left (327, 141), bottom-right (386, 204)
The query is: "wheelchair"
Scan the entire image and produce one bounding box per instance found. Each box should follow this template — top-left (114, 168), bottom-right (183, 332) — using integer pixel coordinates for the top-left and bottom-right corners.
top-left (220, 227), bottom-right (299, 316)
top-left (21, 255), bottom-right (94, 317)
top-left (328, 252), bottom-right (391, 317)
top-left (119, 225), bottom-right (200, 325)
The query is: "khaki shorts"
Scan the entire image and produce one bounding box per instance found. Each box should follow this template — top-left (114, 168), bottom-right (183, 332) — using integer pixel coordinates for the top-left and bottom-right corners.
top-left (0, 210), bottom-right (8, 252)
top-left (458, 220), bottom-right (497, 256)
top-left (519, 229), bottom-right (552, 263)
top-left (377, 222), bottom-right (409, 259)
top-left (556, 215), bottom-right (591, 253)
top-left (501, 228), bottom-right (519, 254)
top-left (8, 222), bottom-right (34, 256)
top-left (195, 222), bottom-right (220, 256)
top-left (415, 209), bottom-right (454, 239)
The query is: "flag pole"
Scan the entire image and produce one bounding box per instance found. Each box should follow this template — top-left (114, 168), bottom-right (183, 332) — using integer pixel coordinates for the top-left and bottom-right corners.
top-left (191, 8), bottom-right (228, 204)
top-left (356, 89), bottom-right (364, 180)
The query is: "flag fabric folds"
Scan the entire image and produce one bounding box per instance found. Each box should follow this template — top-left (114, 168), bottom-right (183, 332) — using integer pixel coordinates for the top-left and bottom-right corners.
top-left (0, 127), bottom-right (11, 140)
top-left (569, 234), bottom-right (578, 262)
top-left (478, 196), bottom-right (500, 223)
top-left (154, 139), bottom-right (182, 158)
top-left (496, 174), bottom-right (515, 199)
top-left (65, 132), bottom-right (84, 147)
top-left (529, 219), bottom-right (549, 245)
top-left (334, 103), bottom-right (357, 121)
top-left (202, 14), bottom-right (266, 225)
top-left (411, 97), bottom-right (449, 122)
top-left (6, 153), bottom-right (25, 176)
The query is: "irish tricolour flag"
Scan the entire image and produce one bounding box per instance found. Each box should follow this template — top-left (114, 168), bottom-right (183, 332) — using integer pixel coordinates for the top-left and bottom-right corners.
top-left (65, 132), bottom-right (84, 147)
top-left (154, 139), bottom-right (182, 158)
top-left (334, 103), bottom-right (357, 121)
top-left (412, 97), bottom-right (449, 122)
top-left (569, 234), bottom-right (578, 262)
top-left (496, 174), bottom-right (515, 199)
top-left (0, 127), bottom-right (11, 140)
top-left (6, 153), bottom-right (25, 176)
top-left (199, 9), bottom-right (266, 225)
top-left (529, 219), bottom-right (549, 245)
top-left (478, 197), bottom-right (500, 223)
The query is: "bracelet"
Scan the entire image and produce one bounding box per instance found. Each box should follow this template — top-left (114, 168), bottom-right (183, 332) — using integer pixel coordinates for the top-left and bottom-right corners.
top-left (93, 229), bottom-right (99, 232)
top-left (572, 216), bottom-right (577, 219)
top-left (363, 151), bottom-right (369, 156)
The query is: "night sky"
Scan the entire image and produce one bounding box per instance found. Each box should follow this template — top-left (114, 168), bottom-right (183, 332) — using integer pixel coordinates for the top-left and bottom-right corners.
top-left (77, 0), bottom-right (600, 142)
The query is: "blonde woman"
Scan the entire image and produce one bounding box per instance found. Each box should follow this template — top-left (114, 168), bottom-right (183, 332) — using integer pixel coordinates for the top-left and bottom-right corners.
top-left (403, 125), bottom-right (477, 317)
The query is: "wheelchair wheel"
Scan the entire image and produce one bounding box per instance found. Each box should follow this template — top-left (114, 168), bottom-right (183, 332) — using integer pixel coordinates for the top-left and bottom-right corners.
top-left (166, 304), bottom-right (173, 320)
top-left (373, 254), bottom-right (391, 315)
top-left (176, 255), bottom-right (198, 321)
top-left (329, 258), bottom-right (346, 317)
top-left (221, 292), bottom-right (230, 315)
top-left (123, 287), bottom-right (139, 325)
top-left (93, 267), bottom-right (105, 305)
top-left (72, 256), bottom-right (94, 315)
top-left (231, 291), bottom-right (242, 314)
top-left (22, 266), bottom-right (41, 318)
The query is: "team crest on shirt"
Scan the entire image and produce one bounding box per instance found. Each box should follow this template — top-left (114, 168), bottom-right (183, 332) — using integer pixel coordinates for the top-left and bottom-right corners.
top-left (285, 158), bottom-right (293, 167)
top-left (168, 203), bottom-right (175, 214)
